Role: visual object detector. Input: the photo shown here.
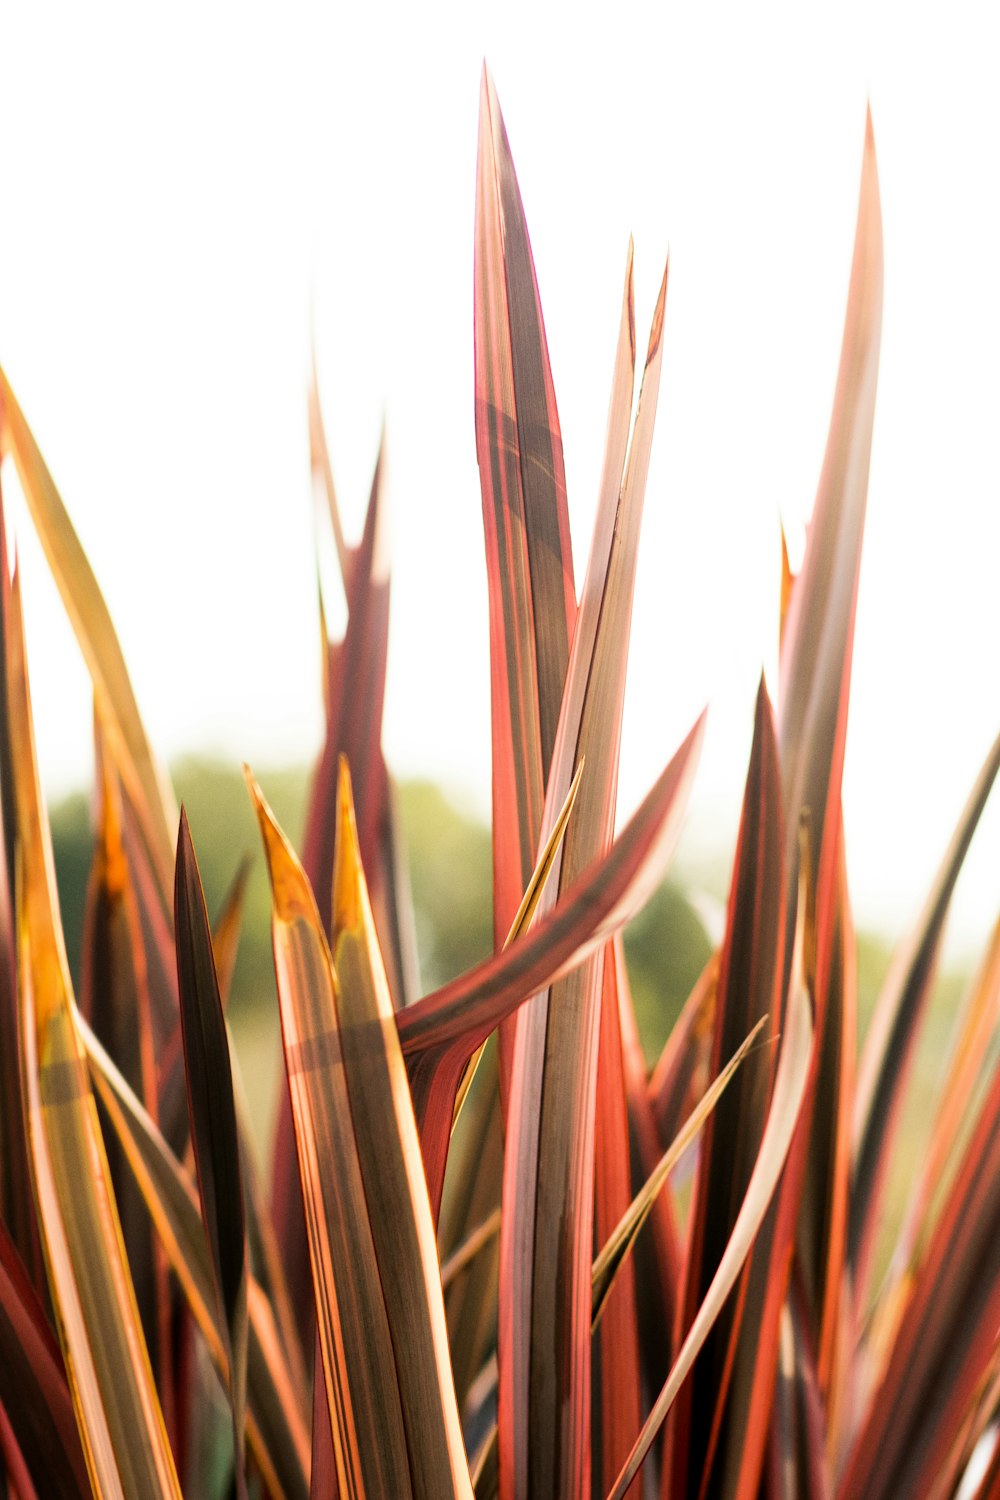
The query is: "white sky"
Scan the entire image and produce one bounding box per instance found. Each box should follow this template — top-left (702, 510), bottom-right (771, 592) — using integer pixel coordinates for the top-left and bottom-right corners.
top-left (0, 2), bottom-right (998, 953)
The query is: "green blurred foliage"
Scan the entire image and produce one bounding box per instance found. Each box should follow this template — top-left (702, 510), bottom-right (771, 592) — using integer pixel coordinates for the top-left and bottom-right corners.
top-left (48, 758), bottom-right (967, 1106)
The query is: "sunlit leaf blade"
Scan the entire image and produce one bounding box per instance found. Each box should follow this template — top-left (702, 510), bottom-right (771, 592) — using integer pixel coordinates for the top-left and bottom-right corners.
top-left (175, 810), bottom-right (249, 1486)
top-left (474, 65), bottom-right (578, 951)
top-left (0, 493), bottom-right (42, 1286)
top-left (81, 1018), bottom-right (310, 1500)
top-left (778, 106), bottom-right (882, 925)
top-left (401, 715), bottom-right (704, 1223)
top-left (80, 724), bottom-right (172, 1421)
top-left (850, 725), bottom-right (1000, 1304)
top-left (0, 1220), bottom-right (89, 1498)
top-left (668, 680), bottom-right (786, 1500)
top-left (249, 764), bottom-right (473, 1498)
top-left (212, 854), bottom-right (252, 1009)
top-left (0, 367), bottom-right (177, 903)
top-left (592, 1016), bottom-right (768, 1331)
top-left (275, 408), bottom-right (416, 1348)
top-left (608, 878), bottom-right (815, 1500)
top-left (4, 563), bottom-right (181, 1499)
top-left (779, 522), bottom-right (795, 651)
top-left (840, 1035), bottom-right (1000, 1500)
top-left (776, 108), bottom-right (882, 1380)
top-left (499, 255), bottom-right (668, 1500)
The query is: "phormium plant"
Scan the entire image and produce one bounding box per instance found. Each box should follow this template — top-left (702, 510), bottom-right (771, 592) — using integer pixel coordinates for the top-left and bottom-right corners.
top-left (0, 65), bottom-right (998, 1500)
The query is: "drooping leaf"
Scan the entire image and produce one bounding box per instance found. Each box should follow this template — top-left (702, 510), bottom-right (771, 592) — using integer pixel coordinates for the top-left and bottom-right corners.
top-left (249, 764), bottom-right (472, 1497)
top-left (401, 714), bottom-right (704, 1224)
top-left (453, 760), bottom-right (583, 1129)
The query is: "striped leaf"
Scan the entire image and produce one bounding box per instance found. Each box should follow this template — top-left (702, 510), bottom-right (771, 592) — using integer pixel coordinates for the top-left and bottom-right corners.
top-left (248, 763), bottom-right (472, 1497)
top-left (4, 556), bottom-right (180, 1498)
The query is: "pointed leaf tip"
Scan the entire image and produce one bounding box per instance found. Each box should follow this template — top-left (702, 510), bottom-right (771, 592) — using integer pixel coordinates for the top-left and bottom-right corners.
top-left (332, 756), bottom-right (364, 936)
top-left (244, 767), bottom-right (320, 927)
top-left (645, 256), bottom-right (669, 366)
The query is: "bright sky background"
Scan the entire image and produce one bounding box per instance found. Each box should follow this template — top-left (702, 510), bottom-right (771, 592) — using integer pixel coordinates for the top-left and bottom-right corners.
top-left (0, 2), bottom-right (998, 955)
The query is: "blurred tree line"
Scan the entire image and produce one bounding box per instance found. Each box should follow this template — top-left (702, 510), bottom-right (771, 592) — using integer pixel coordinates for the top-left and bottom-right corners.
top-left (50, 758), bottom-right (964, 1069)
top-left (49, 758), bottom-right (715, 1062)
top-left (48, 758), bottom-right (970, 1269)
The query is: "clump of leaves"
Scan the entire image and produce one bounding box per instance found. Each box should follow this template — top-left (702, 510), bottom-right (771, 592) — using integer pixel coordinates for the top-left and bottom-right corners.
top-left (0, 65), bottom-right (998, 1500)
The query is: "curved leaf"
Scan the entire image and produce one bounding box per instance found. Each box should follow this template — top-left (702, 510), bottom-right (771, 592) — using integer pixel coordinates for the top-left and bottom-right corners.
top-left (4, 561), bottom-right (180, 1499)
top-left (0, 367), bottom-right (176, 903)
top-left (400, 715), bottom-right (704, 1220)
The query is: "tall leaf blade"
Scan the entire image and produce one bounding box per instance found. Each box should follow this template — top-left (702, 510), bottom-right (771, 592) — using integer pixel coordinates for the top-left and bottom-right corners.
top-left (499, 260), bottom-right (668, 1500)
top-left (248, 766), bottom-right (472, 1497)
top-left (4, 562), bottom-right (180, 1499)
top-left (0, 491), bottom-right (42, 1287)
top-left (79, 727), bottom-right (173, 1426)
top-left (668, 679), bottom-right (786, 1500)
top-left (474, 65), bottom-right (578, 950)
top-left (775, 106), bottom-right (883, 1394)
top-left (174, 810), bottom-right (249, 1484)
